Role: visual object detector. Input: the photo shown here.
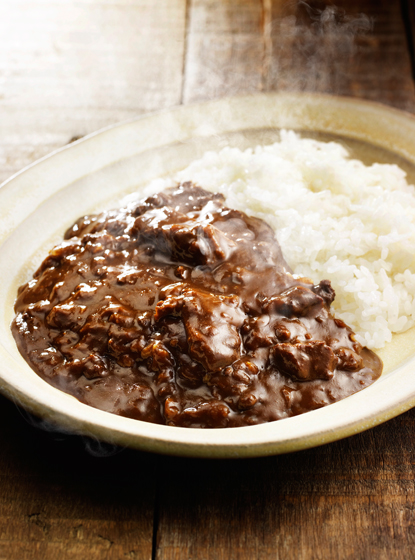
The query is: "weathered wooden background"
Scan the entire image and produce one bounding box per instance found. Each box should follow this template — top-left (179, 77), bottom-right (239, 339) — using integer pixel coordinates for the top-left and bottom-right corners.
top-left (1, 0), bottom-right (415, 558)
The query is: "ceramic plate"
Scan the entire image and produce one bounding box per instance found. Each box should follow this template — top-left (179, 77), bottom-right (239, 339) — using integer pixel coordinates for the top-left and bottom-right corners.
top-left (1, 93), bottom-right (415, 458)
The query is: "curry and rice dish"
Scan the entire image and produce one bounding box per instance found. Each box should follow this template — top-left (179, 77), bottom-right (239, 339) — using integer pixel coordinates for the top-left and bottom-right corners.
top-left (12, 132), bottom-right (415, 428)
top-left (12, 182), bottom-right (382, 428)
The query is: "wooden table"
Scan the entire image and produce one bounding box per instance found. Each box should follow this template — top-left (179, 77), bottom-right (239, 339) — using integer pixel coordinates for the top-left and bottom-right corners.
top-left (1, 1), bottom-right (415, 558)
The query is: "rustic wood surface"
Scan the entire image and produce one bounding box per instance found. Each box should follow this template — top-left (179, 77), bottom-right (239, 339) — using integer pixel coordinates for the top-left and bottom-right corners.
top-left (1, 0), bottom-right (415, 558)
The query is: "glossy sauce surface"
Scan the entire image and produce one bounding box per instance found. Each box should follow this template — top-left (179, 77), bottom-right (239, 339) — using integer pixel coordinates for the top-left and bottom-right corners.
top-left (12, 183), bottom-right (382, 427)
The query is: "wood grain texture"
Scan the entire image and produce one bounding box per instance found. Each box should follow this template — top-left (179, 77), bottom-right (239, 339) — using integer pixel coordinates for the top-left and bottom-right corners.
top-left (405, 0), bottom-right (415, 76)
top-left (268, 0), bottom-right (415, 110)
top-left (0, 396), bottom-right (156, 560)
top-left (155, 410), bottom-right (415, 560)
top-left (182, 0), bottom-right (265, 103)
top-left (183, 0), bottom-right (415, 111)
top-left (0, 0), bottom-right (187, 184)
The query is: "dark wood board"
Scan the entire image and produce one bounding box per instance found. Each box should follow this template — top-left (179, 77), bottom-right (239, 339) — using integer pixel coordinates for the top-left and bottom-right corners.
top-left (404, 0), bottom-right (415, 68)
top-left (268, 0), bottom-right (415, 110)
top-left (0, 398), bottom-right (156, 559)
top-left (155, 412), bottom-right (415, 559)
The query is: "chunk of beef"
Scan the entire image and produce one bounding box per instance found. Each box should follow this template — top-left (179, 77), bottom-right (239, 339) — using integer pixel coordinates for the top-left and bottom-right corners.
top-left (271, 341), bottom-right (337, 381)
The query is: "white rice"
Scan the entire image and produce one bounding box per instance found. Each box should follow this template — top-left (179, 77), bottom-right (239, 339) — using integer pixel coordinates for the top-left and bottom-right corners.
top-left (141, 130), bottom-right (415, 349)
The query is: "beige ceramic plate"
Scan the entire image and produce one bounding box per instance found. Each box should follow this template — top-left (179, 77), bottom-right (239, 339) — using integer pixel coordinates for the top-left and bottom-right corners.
top-left (1, 92), bottom-right (415, 458)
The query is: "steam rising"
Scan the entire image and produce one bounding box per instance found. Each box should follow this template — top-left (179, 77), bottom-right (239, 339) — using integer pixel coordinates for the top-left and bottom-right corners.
top-left (185, 2), bottom-right (373, 102)
top-left (273, 3), bottom-right (373, 93)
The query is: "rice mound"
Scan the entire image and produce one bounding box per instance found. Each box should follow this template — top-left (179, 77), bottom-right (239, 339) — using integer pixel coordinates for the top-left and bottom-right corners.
top-left (143, 131), bottom-right (415, 349)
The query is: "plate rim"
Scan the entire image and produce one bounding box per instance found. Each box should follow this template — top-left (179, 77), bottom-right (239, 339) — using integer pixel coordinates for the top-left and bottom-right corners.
top-left (2, 91), bottom-right (415, 458)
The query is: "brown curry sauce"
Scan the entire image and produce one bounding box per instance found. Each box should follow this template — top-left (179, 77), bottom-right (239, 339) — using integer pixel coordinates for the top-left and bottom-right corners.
top-left (12, 183), bottom-right (382, 428)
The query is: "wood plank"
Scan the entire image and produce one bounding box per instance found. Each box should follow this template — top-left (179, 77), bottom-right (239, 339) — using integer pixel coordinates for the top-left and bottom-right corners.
top-left (155, 410), bottom-right (415, 560)
top-left (183, 0), bottom-right (415, 111)
top-left (182, 0), bottom-right (265, 103)
top-left (405, 0), bottom-right (415, 78)
top-left (0, 395), bottom-right (156, 560)
top-left (268, 0), bottom-right (415, 110)
top-left (0, 0), bottom-right (187, 184)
